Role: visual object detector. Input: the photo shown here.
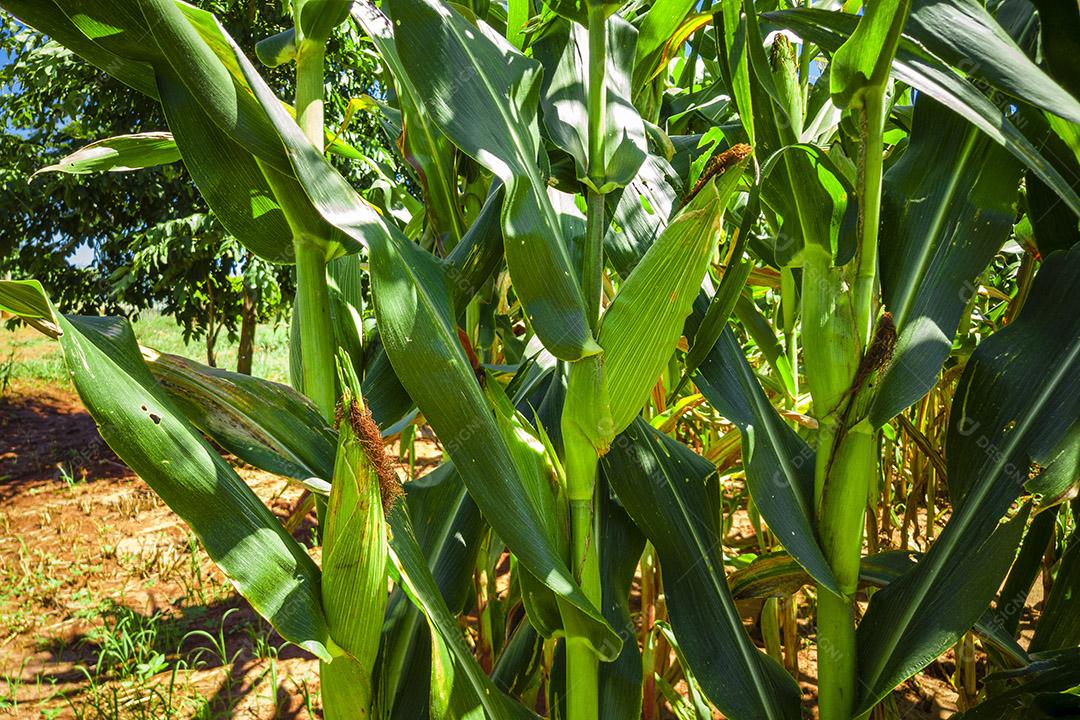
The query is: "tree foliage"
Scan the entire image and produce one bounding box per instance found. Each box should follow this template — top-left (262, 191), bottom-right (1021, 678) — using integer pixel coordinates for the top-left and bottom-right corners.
top-left (0, 1), bottom-right (390, 364)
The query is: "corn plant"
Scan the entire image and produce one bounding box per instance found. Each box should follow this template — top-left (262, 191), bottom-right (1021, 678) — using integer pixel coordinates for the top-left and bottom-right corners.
top-left (1, 0), bottom-right (1078, 718)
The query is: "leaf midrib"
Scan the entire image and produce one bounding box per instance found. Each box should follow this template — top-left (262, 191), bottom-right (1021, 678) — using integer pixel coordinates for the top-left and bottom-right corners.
top-left (861, 335), bottom-right (1080, 699)
top-left (656, 431), bottom-right (787, 720)
top-left (890, 125), bottom-right (979, 328)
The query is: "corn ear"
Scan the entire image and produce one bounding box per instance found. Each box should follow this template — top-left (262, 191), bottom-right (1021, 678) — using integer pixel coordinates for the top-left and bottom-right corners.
top-left (602, 153), bottom-right (747, 434)
top-left (769, 35), bottom-right (803, 135)
top-left (801, 244), bottom-right (861, 421)
top-left (320, 393), bottom-right (398, 718)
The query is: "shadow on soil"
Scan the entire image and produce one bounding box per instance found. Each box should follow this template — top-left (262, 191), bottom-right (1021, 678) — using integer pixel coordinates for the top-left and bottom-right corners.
top-left (39, 596), bottom-right (316, 718)
top-left (0, 390), bottom-right (128, 498)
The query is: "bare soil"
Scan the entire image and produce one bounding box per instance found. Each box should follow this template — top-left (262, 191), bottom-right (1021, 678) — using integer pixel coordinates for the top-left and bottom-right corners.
top-left (1, 379), bottom-right (322, 718)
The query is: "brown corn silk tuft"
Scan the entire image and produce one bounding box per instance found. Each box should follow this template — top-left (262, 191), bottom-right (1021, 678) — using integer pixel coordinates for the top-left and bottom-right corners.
top-left (854, 311), bottom-right (897, 393)
top-left (679, 143), bottom-right (754, 210)
top-left (336, 400), bottom-right (403, 512)
top-left (825, 311), bottom-right (899, 474)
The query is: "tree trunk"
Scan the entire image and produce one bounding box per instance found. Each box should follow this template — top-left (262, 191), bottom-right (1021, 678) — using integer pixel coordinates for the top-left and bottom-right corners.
top-left (237, 268), bottom-right (258, 375)
top-left (206, 282), bottom-right (218, 367)
top-left (206, 331), bottom-right (218, 367)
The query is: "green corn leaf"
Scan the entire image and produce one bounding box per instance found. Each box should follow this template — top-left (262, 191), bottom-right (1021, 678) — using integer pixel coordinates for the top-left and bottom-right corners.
top-left (677, 175), bottom-right (761, 392)
top-left (442, 186), bottom-right (507, 309)
top-left (354, 185), bottom-right (505, 431)
top-left (141, 350), bottom-right (336, 484)
top-left (255, 28), bottom-right (297, 67)
top-left (727, 552), bottom-right (818, 601)
top-left (378, 0), bottom-right (600, 361)
top-left (32, 132), bottom-right (180, 177)
top-left (905, 0), bottom-right (1080, 127)
top-left (945, 245), bottom-right (1080, 507)
top-left (383, 371), bottom-right (553, 717)
top-left (603, 419), bottom-right (801, 720)
top-left (766, 8), bottom-right (1080, 217)
top-left (360, 340), bottom-right (415, 431)
top-left (351, 2), bottom-right (466, 244)
top-left (593, 160), bottom-right (748, 440)
top-left (992, 507), bottom-right (1060, 639)
top-left (632, 0), bottom-right (696, 89)
top-left (857, 509), bottom-right (1030, 712)
top-left (490, 621), bottom-right (544, 700)
top-left (0, 279), bottom-right (55, 322)
top-left (0, 281), bottom-right (332, 662)
top-left (855, 244), bottom-right (1080, 713)
top-left (540, 0), bottom-right (623, 25)
top-left (991, 646), bottom-right (1080, 693)
top-left (403, 465), bottom-right (484, 616)
top-left (604, 153), bottom-right (680, 277)
top-left (542, 0), bottom-right (587, 25)
top-left (327, 255), bottom-right (367, 378)
top-left (484, 375), bottom-right (571, 644)
top-left (0, 0), bottom-right (159, 97)
top-left (1030, 523), bottom-right (1080, 653)
top-left (155, 74), bottom-right (296, 263)
top-left (113, 0), bottom-right (353, 254)
top-left (715, 0), bottom-right (757, 143)
top-left (695, 329), bottom-right (840, 596)
top-left (655, 622), bottom-right (716, 720)
top-left (429, 631), bottom-right (486, 719)
top-left (57, 2), bottom-right (159, 62)
top-left (870, 97), bottom-right (1023, 426)
top-left (398, 90), bottom-right (467, 246)
top-left (759, 143), bottom-right (856, 267)
top-left (536, 15), bottom-right (647, 192)
top-left (231, 28), bottom-right (394, 255)
top-left (379, 463), bottom-right (486, 719)
top-left (732, 294), bottom-right (795, 399)
top-left (1024, 427), bottom-right (1080, 511)
top-left (829, 0), bottom-right (911, 109)
top-left (84, 328), bottom-right (341, 494)
top-left (387, 504), bottom-right (540, 720)
top-left (955, 647), bottom-right (1080, 720)
top-left (137, 0), bottom-right (291, 173)
top-left (505, 0), bottom-right (530, 49)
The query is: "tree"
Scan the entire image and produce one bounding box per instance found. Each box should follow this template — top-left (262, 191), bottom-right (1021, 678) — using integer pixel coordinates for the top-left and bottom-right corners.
top-left (0, 0), bottom-right (388, 368)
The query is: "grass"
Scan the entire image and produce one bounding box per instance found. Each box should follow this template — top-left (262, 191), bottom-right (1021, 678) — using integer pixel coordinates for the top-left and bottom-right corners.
top-left (64, 600), bottom-right (300, 720)
top-left (1, 311), bottom-right (292, 390)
